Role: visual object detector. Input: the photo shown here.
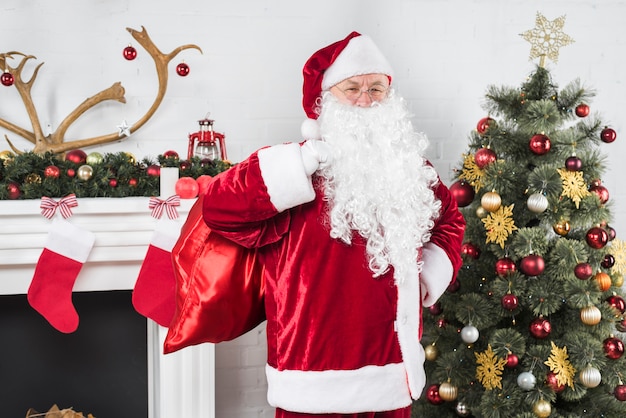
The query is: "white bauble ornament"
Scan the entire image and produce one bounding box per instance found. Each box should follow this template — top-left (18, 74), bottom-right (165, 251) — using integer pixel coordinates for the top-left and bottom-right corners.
top-left (460, 325), bottom-right (479, 344)
top-left (527, 192), bottom-right (549, 213)
top-left (517, 371), bottom-right (536, 390)
top-left (579, 365), bottom-right (602, 388)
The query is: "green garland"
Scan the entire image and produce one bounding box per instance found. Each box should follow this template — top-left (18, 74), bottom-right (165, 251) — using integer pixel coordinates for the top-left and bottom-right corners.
top-left (0, 151), bottom-right (232, 200)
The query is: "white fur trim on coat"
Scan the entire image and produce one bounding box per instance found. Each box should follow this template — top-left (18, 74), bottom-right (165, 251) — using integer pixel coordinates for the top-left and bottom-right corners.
top-left (266, 363), bottom-right (412, 413)
top-left (420, 242), bottom-right (454, 307)
top-left (257, 143), bottom-right (316, 212)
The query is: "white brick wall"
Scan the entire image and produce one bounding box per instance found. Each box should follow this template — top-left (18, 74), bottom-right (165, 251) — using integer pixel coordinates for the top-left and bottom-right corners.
top-left (3, 1), bottom-right (626, 416)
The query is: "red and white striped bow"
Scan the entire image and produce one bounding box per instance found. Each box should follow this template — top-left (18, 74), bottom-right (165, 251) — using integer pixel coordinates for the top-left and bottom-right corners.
top-left (149, 195), bottom-right (180, 219)
top-left (40, 194), bottom-right (79, 219)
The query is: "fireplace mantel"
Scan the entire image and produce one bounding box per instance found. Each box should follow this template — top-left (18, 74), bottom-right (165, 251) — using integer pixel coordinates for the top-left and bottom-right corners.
top-left (0, 197), bottom-right (215, 418)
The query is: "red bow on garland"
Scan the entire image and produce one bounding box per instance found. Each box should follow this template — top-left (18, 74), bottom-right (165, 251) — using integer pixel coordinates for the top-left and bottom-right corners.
top-left (40, 194), bottom-right (79, 219)
top-left (149, 195), bottom-right (180, 219)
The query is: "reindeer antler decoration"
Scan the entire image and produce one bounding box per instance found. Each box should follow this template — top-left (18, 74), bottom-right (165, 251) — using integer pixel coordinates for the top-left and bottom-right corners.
top-left (0, 26), bottom-right (202, 155)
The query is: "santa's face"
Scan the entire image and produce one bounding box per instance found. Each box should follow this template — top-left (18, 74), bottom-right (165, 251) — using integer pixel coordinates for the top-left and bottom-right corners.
top-left (328, 74), bottom-right (390, 107)
top-left (316, 89), bottom-right (441, 281)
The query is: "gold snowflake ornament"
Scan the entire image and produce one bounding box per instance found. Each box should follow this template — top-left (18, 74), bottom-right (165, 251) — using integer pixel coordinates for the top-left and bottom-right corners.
top-left (482, 204), bottom-right (518, 248)
top-left (610, 239), bottom-right (626, 278)
top-left (475, 344), bottom-right (508, 390)
top-left (459, 154), bottom-right (485, 192)
top-left (520, 12), bottom-right (575, 67)
top-left (544, 341), bottom-right (576, 388)
top-left (557, 168), bottom-right (590, 208)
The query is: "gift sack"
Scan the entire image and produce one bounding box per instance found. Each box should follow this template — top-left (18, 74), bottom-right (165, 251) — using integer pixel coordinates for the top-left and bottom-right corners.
top-left (163, 196), bottom-right (265, 354)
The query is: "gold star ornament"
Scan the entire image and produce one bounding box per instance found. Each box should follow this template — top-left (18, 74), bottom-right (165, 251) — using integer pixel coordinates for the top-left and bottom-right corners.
top-left (520, 12), bottom-right (575, 67)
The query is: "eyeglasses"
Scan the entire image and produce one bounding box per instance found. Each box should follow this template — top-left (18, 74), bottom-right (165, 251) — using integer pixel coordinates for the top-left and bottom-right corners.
top-left (336, 85), bottom-right (388, 102)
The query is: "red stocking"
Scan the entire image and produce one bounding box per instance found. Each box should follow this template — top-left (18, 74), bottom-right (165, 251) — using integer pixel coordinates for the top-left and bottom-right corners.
top-left (132, 217), bottom-right (182, 327)
top-left (27, 218), bottom-right (95, 333)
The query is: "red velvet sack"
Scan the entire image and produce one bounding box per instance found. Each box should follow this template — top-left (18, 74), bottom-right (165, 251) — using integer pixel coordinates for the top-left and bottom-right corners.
top-left (163, 197), bottom-right (265, 354)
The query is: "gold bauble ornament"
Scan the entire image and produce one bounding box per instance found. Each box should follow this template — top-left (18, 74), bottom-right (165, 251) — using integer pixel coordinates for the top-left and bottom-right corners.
top-left (424, 343), bottom-right (438, 361)
top-left (481, 191), bottom-right (502, 212)
top-left (438, 381), bottom-right (458, 401)
top-left (579, 365), bottom-right (602, 388)
top-left (553, 220), bottom-right (570, 236)
top-left (476, 206), bottom-right (488, 219)
top-left (594, 271), bottom-right (612, 292)
top-left (0, 150), bottom-right (15, 161)
top-left (532, 399), bottom-right (552, 418)
top-left (580, 305), bottom-right (602, 325)
top-left (614, 275), bottom-right (624, 287)
top-left (77, 164), bottom-right (94, 181)
top-left (86, 152), bottom-right (104, 165)
top-left (124, 152), bottom-right (136, 165)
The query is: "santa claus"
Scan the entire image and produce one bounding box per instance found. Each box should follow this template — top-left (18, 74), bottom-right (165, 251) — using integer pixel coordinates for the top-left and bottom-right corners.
top-left (202, 31), bottom-right (465, 418)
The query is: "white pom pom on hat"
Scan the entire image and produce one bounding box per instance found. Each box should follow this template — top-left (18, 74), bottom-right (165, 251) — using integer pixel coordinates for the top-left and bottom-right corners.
top-left (300, 31), bottom-right (394, 140)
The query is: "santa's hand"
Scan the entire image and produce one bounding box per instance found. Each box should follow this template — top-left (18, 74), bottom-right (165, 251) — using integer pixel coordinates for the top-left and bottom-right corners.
top-left (300, 139), bottom-right (333, 175)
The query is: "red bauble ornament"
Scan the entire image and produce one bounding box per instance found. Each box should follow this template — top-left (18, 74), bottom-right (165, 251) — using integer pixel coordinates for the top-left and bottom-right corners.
top-left (476, 117), bottom-right (494, 135)
top-left (501, 294), bottom-right (519, 311)
top-left (590, 184), bottom-right (609, 204)
top-left (565, 156), bottom-right (582, 171)
top-left (176, 62), bottom-right (190, 77)
top-left (66, 168), bottom-right (76, 178)
top-left (519, 254), bottom-right (545, 276)
top-left (615, 385), bottom-right (626, 401)
top-left (474, 147), bottom-right (497, 169)
top-left (586, 226), bottom-right (609, 249)
top-left (601, 127), bottom-right (617, 143)
top-left (546, 371), bottom-right (565, 393)
top-left (426, 384), bottom-right (444, 405)
top-left (196, 174), bottom-right (213, 194)
top-left (602, 254), bottom-right (616, 269)
top-left (146, 164), bottom-right (161, 177)
top-left (179, 160), bottom-right (192, 171)
top-left (529, 317), bottom-right (551, 339)
top-left (428, 302), bottom-right (443, 316)
top-left (163, 150), bottom-right (179, 160)
top-left (574, 263), bottom-right (593, 280)
top-left (1, 71), bottom-right (14, 87)
top-left (575, 103), bottom-right (590, 117)
top-left (175, 177), bottom-right (200, 199)
top-left (495, 257), bottom-right (517, 277)
top-left (607, 295), bottom-right (626, 314)
top-left (123, 45), bottom-right (137, 60)
top-left (109, 178), bottom-right (118, 188)
top-left (449, 180), bottom-right (475, 207)
top-left (66, 149), bottom-right (87, 165)
top-left (604, 336), bottom-right (625, 359)
top-left (506, 353), bottom-right (519, 368)
top-left (461, 242), bottom-right (480, 260)
top-left (44, 165), bottom-right (61, 179)
top-left (128, 178), bottom-right (138, 187)
top-left (447, 280), bottom-right (460, 293)
top-left (529, 134), bottom-right (551, 155)
top-left (7, 181), bottom-right (21, 199)
top-left (608, 225), bottom-right (617, 241)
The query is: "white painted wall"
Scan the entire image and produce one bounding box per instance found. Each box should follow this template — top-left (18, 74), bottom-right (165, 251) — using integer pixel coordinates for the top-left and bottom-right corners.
top-left (3, 1), bottom-right (626, 416)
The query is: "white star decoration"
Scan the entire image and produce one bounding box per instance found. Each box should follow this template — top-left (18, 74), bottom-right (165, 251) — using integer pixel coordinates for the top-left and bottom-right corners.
top-left (520, 12), bottom-right (575, 67)
top-left (117, 120), bottom-right (131, 137)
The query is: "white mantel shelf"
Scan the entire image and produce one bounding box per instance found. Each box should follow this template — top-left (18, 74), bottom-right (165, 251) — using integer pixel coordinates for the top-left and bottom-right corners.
top-left (0, 196), bottom-right (215, 418)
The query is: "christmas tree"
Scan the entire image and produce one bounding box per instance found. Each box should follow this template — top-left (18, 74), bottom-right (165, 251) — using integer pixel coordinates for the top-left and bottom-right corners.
top-left (413, 13), bottom-right (626, 418)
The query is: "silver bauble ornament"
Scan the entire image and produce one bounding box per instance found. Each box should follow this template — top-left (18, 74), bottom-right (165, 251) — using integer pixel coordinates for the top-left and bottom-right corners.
top-left (579, 365), bottom-right (602, 388)
top-left (517, 371), bottom-right (536, 390)
top-left (527, 192), bottom-right (548, 213)
top-left (455, 401), bottom-right (470, 417)
top-left (77, 164), bottom-right (94, 181)
top-left (460, 325), bottom-right (479, 344)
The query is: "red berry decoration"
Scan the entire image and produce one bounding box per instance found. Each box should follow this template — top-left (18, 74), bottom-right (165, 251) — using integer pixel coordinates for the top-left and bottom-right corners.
top-left (615, 385), bottom-right (626, 401)
top-left (575, 103), bottom-right (590, 117)
top-left (565, 156), bottom-right (582, 171)
top-left (461, 242), bottom-right (480, 260)
top-left (109, 178), bottom-right (118, 188)
top-left (519, 254), bottom-right (545, 276)
top-left (495, 257), bottom-right (517, 277)
top-left (65, 149), bottom-right (87, 165)
top-left (176, 62), bottom-right (190, 77)
top-left (574, 262), bottom-right (593, 280)
top-left (589, 184), bottom-right (609, 204)
top-left (66, 168), bottom-right (76, 178)
top-left (586, 226), bottom-right (609, 249)
top-left (449, 180), bottom-right (475, 207)
top-left (7, 181), bottom-right (21, 199)
top-left (476, 117), bottom-right (494, 135)
top-left (546, 372), bottom-right (565, 393)
top-left (506, 353), bottom-right (519, 368)
top-left (1, 71), bottom-right (14, 87)
top-left (601, 127), bottom-right (617, 143)
top-left (474, 147), bottom-right (497, 169)
top-left (529, 134), bottom-right (551, 155)
top-left (44, 165), bottom-right (61, 179)
top-left (129, 178), bottom-right (138, 187)
top-left (501, 294), bottom-right (519, 311)
top-left (123, 45), bottom-right (137, 60)
top-left (529, 317), bottom-right (551, 339)
top-left (146, 164), bottom-right (161, 177)
top-left (607, 295), bottom-right (626, 314)
top-left (426, 384), bottom-right (444, 405)
top-left (604, 336), bottom-right (625, 359)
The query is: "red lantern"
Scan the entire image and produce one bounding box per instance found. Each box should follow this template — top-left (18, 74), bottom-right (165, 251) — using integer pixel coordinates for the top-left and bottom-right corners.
top-left (519, 254), bottom-right (545, 276)
top-left (529, 134), bottom-right (551, 155)
top-left (529, 317), bottom-right (551, 339)
top-left (474, 147), bottom-right (497, 169)
top-left (604, 336), bottom-right (625, 359)
top-left (495, 257), bottom-right (517, 276)
top-left (575, 103), bottom-right (590, 117)
top-left (449, 180), bottom-right (475, 207)
top-left (188, 118), bottom-right (228, 161)
top-left (586, 226), bottom-right (609, 249)
top-left (601, 127), bottom-right (617, 143)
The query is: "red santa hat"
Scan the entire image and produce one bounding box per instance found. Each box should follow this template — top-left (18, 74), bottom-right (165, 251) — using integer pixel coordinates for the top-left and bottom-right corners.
top-left (301, 31), bottom-right (394, 140)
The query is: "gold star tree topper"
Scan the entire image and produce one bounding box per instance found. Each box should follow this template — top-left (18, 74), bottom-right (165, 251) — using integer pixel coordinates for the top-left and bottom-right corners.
top-left (520, 12), bottom-right (575, 67)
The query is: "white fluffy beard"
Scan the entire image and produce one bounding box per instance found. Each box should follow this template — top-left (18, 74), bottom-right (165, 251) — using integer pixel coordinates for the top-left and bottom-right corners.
top-left (316, 90), bottom-right (442, 283)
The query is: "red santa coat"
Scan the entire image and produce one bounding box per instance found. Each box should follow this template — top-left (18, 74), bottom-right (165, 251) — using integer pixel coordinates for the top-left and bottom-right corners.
top-left (202, 142), bottom-right (465, 414)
